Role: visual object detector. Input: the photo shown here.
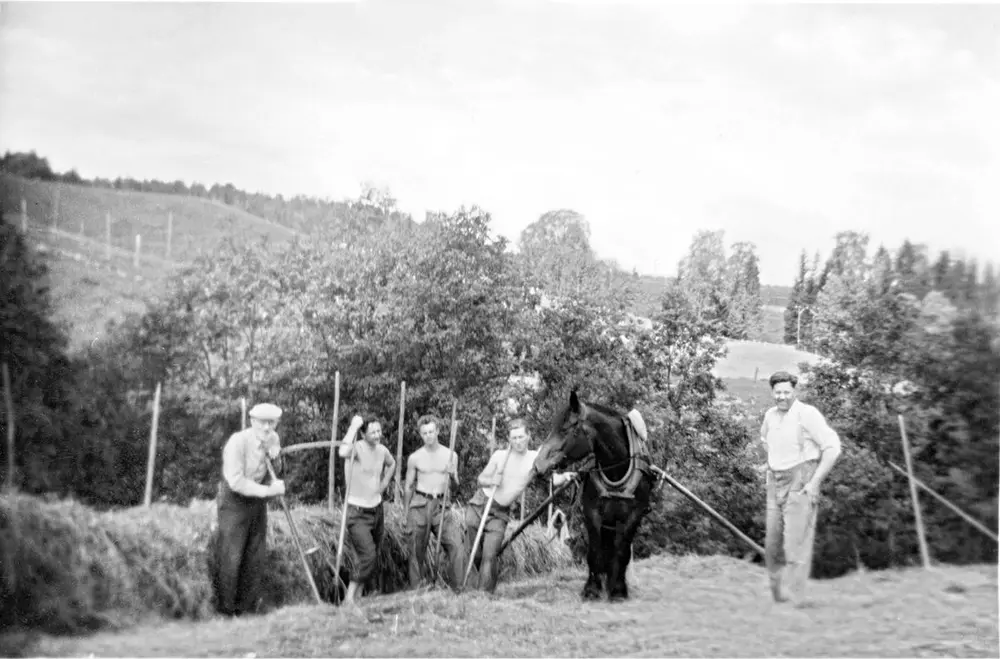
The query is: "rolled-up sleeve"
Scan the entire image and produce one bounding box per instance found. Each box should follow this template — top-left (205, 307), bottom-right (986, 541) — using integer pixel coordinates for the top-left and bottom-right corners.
top-left (801, 406), bottom-right (841, 454)
top-left (223, 434), bottom-right (271, 497)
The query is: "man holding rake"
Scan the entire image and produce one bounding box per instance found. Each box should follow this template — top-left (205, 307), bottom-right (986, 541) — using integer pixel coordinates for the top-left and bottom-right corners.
top-left (338, 414), bottom-right (397, 608)
top-left (403, 414), bottom-right (466, 589)
top-left (215, 402), bottom-right (286, 617)
top-left (462, 417), bottom-right (576, 593)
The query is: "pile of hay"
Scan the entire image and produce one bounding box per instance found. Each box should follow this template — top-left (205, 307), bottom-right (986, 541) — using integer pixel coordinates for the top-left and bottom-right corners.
top-left (0, 492), bottom-right (572, 635)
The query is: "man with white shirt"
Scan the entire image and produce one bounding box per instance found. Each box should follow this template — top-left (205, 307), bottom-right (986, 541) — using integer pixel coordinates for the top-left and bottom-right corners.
top-left (760, 371), bottom-right (842, 605)
top-left (338, 414), bottom-right (397, 607)
top-left (215, 402), bottom-right (287, 616)
top-left (462, 417), bottom-right (576, 593)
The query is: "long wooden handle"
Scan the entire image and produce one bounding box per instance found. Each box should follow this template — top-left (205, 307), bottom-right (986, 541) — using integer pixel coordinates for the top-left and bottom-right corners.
top-left (430, 401), bottom-right (459, 581)
top-left (498, 476), bottom-right (576, 557)
top-left (333, 437), bottom-right (359, 601)
top-left (264, 456), bottom-right (323, 604)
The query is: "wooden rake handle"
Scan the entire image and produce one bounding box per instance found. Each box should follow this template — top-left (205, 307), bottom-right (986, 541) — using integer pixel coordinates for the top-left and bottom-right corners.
top-left (264, 456), bottom-right (323, 604)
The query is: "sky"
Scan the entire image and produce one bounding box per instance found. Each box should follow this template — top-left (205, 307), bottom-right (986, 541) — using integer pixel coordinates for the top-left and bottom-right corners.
top-left (1, 1), bottom-right (998, 285)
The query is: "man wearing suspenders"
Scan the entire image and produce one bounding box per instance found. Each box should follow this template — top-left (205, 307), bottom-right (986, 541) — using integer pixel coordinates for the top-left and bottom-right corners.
top-left (760, 371), bottom-right (842, 605)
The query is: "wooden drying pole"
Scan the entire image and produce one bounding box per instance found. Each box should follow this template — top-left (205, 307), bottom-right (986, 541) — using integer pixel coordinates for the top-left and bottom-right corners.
top-left (327, 371), bottom-right (341, 511)
top-left (142, 383), bottom-right (162, 507)
top-left (395, 381), bottom-right (406, 500)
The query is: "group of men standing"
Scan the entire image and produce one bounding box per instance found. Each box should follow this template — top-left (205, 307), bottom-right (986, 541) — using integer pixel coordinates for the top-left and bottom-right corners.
top-left (214, 404), bottom-right (573, 616)
top-left (215, 369), bottom-right (842, 615)
top-left (338, 412), bottom-right (575, 608)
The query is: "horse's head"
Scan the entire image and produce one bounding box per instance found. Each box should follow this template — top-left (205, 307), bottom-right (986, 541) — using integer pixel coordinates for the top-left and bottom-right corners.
top-left (533, 390), bottom-right (594, 478)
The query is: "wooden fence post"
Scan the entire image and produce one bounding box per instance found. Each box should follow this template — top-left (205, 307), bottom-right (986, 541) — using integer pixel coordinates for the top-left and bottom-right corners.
top-left (20, 199), bottom-right (27, 233)
top-left (143, 383), bottom-right (162, 507)
top-left (241, 396), bottom-right (247, 430)
top-left (52, 185), bottom-right (60, 229)
top-left (395, 380), bottom-right (406, 499)
top-left (134, 234), bottom-right (141, 268)
top-left (2, 363), bottom-right (14, 493)
top-left (328, 370), bottom-right (340, 511)
top-left (166, 212), bottom-right (173, 261)
top-left (898, 413), bottom-right (932, 569)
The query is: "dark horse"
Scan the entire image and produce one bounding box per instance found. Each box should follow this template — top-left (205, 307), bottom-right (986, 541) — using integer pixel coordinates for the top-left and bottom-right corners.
top-left (532, 390), bottom-right (658, 602)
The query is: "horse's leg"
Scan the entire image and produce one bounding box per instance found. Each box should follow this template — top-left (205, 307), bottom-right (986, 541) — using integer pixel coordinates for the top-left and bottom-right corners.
top-left (581, 504), bottom-right (603, 601)
top-left (609, 508), bottom-right (643, 601)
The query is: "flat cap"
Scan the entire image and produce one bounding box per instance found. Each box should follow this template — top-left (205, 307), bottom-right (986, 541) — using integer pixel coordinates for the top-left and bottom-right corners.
top-left (249, 403), bottom-right (282, 421)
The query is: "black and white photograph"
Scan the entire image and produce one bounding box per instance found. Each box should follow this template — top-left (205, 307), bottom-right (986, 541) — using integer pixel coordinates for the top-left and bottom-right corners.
top-left (1, 1), bottom-right (998, 656)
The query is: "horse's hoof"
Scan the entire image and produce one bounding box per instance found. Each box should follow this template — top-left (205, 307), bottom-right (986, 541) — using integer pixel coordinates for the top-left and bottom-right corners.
top-left (608, 584), bottom-right (629, 602)
top-left (581, 585), bottom-right (603, 601)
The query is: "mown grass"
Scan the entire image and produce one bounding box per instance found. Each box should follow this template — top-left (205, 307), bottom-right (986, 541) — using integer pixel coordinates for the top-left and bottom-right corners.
top-left (0, 492), bottom-right (570, 642)
top-left (10, 555), bottom-right (997, 658)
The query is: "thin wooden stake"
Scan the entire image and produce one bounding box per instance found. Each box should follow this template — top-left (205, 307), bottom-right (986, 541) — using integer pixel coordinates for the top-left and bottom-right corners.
top-left (143, 383), bottom-right (162, 507)
top-left (241, 397), bottom-right (247, 430)
top-left (888, 461), bottom-right (997, 543)
top-left (395, 381), bottom-right (406, 499)
top-left (20, 198), bottom-right (27, 233)
top-left (488, 415), bottom-right (496, 452)
top-left (328, 370), bottom-right (340, 511)
top-left (134, 234), bottom-right (141, 268)
top-left (898, 414), bottom-right (932, 569)
top-left (166, 211), bottom-right (173, 260)
top-left (431, 401), bottom-right (459, 582)
top-left (2, 363), bottom-right (14, 493)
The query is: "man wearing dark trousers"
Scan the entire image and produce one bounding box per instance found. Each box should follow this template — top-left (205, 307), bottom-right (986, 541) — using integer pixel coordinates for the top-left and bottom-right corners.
top-left (215, 402), bottom-right (286, 616)
top-left (338, 414), bottom-right (397, 609)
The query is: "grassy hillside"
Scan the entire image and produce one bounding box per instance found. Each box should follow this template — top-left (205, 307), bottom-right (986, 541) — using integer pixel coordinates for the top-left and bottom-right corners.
top-left (1, 174), bottom-right (301, 350)
top-left (12, 556), bottom-right (996, 657)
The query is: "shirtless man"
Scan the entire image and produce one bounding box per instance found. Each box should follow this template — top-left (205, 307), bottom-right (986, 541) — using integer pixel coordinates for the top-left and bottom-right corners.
top-left (463, 417), bottom-right (576, 592)
top-left (402, 414), bottom-right (466, 589)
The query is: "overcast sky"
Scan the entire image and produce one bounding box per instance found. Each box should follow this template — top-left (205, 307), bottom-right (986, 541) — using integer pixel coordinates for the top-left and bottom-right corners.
top-left (2, 1), bottom-right (998, 285)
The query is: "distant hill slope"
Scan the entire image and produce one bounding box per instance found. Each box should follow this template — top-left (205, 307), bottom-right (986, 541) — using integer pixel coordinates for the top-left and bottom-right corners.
top-left (1, 174), bottom-right (302, 350)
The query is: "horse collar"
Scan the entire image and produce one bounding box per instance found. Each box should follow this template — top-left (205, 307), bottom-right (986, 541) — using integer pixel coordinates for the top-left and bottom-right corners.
top-left (590, 417), bottom-right (649, 500)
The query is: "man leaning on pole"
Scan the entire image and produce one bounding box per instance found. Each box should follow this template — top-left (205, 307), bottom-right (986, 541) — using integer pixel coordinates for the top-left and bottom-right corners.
top-left (338, 414), bottom-right (397, 608)
top-left (461, 417), bottom-right (576, 593)
top-left (215, 402), bottom-right (286, 617)
top-left (759, 371), bottom-right (842, 606)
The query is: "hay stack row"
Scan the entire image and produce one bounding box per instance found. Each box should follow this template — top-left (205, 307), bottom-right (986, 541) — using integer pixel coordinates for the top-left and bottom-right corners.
top-left (0, 493), bottom-right (572, 635)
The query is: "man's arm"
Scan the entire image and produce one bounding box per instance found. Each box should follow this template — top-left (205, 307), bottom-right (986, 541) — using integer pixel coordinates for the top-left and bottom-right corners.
top-left (477, 451), bottom-right (502, 489)
top-left (448, 450), bottom-right (459, 485)
top-left (802, 407), bottom-right (842, 496)
top-left (223, 435), bottom-right (273, 498)
top-left (338, 416), bottom-right (364, 459)
top-left (379, 448), bottom-right (397, 494)
top-left (403, 454), bottom-right (417, 515)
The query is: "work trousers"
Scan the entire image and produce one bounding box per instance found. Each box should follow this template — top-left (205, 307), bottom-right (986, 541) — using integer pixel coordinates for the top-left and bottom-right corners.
top-left (765, 459), bottom-right (819, 603)
top-left (406, 496), bottom-right (465, 589)
top-left (463, 499), bottom-right (511, 593)
top-left (215, 481), bottom-right (268, 615)
top-left (346, 502), bottom-right (384, 585)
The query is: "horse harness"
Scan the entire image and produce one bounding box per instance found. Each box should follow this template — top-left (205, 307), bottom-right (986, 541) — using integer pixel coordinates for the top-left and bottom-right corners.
top-left (583, 413), bottom-right (662, 502)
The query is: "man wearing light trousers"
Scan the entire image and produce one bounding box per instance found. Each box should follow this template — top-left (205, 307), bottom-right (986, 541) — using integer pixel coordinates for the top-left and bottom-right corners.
top-left (760, 371), bottom-right (842, 606)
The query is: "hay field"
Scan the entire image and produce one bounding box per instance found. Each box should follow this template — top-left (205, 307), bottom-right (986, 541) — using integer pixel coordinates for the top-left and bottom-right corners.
top-left (1, 174), bottom-right (300, 349)
top-left (0, 492), bottom-right (570, 643)
top-left (12, 555), bottom-right (997, 658)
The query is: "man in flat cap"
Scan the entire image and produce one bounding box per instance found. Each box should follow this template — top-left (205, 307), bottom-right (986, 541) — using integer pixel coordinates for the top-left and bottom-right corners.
top-left (215, 402), bottom-right (287, 616)
top-left (760, 371), bottom-right (841, 606)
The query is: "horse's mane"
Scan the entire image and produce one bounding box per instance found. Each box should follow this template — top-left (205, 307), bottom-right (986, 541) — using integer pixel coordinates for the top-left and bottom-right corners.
top-left (584, 400), bottom-right (624, 419)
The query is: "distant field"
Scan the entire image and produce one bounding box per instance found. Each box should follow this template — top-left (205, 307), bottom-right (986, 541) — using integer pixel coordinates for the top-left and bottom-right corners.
top-left (1, 175), bottom-right (301, 350)
top-left (714, 339), bottom-right (822, 382)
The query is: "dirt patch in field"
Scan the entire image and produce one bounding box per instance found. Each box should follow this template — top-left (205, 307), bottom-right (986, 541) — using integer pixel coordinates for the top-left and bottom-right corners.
top-left (12, 555), bottom-right (997, 658)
